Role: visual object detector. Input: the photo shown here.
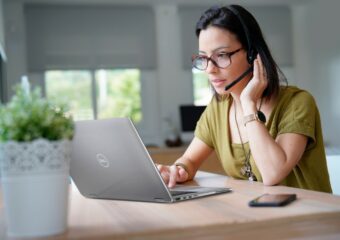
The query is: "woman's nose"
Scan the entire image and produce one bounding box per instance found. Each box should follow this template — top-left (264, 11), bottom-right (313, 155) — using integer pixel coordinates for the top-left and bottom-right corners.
top-left (205, 60), bottom-right (218, 74)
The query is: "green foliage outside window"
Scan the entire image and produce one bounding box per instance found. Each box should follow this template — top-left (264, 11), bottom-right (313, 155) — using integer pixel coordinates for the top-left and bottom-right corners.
top-left (96, 69), bottom-right (141, 122)
top-left (45, 69), bottom-right (142, 123)
top-left (193, 70), bottom-right (212, 106)
top-left (46, 71), bottom-right (93, 120)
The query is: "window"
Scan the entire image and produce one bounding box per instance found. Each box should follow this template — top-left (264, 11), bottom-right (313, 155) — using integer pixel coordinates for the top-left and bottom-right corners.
top-left (95, 69), bottom-right (141, 122)
top-left (45, 69), bottom-right (142, 122)
top-left (45, 70), bottom-right (93, 120)
top-left (192, 69), bottom-right (212, 106)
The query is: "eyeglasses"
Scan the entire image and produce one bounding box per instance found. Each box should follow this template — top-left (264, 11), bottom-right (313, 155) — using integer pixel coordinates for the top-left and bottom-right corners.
top-left (192, 48), bottom-right (242, 71)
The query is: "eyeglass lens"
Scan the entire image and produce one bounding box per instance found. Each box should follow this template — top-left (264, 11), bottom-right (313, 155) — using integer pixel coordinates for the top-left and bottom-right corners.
top-left (192, 49), bottom-right (241, 70)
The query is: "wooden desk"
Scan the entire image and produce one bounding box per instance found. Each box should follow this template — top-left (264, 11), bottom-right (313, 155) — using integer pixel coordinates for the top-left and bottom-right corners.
top-left (1, 172), bottom-right (340, 239)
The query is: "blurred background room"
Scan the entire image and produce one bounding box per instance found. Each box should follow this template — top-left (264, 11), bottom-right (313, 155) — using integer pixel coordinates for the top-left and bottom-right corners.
top-left (0, 0), bottom-right (339, 193)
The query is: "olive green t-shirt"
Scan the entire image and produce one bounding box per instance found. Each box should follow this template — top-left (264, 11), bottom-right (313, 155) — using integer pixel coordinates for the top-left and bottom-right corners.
top-left (195, 86), bottom-right (332, 193)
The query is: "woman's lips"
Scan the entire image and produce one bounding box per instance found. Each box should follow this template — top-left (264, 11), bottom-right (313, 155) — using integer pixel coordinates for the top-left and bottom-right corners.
top-left (211, 79), bottom-right (226, 87)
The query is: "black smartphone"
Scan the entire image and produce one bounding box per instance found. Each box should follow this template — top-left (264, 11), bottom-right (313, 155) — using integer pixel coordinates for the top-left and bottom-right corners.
top-left (248, 193), bottom-right (297, 207)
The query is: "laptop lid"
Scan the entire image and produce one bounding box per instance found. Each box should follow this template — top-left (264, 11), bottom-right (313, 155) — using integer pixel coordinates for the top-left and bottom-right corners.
top-left (70, 118), bottom-right (231, 203)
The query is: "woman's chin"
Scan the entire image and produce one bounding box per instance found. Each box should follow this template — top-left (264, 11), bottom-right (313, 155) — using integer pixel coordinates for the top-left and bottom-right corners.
top-left (214, 86), bottom-right (228, 96)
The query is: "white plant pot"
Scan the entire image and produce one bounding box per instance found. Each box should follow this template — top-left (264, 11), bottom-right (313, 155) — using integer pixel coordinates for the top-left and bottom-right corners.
top-left (0, 139), bottom-right (71, 238)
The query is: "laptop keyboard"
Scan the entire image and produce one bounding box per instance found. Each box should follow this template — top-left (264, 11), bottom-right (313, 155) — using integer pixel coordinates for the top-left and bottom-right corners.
top-left (170, 190), bottom-right (196, 196)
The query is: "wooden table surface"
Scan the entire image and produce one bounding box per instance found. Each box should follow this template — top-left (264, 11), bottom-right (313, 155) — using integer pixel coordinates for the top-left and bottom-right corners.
top-left (1, 172), bottom-right (340, 239)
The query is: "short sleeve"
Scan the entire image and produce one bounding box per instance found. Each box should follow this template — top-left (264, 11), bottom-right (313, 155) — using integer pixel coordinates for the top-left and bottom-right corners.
top-left (194, 103), bottom-right (214, 148)
top-left (278, 91), bottom-right (316, 147)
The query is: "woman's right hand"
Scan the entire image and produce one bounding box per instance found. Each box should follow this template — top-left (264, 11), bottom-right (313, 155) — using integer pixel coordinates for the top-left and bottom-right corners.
top-left (156, 164), bottom-right (189, 188)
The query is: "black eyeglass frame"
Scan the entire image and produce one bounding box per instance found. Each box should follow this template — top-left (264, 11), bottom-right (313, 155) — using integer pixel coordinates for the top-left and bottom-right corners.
top-left (192, 48), bottom-right (243, 71)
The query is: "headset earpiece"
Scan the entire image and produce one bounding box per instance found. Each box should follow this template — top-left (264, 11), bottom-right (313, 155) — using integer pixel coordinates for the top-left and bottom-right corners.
top-left (247, 48), bottom-right (257, 65)
top-left (247, 51), bottom-right (253, 64)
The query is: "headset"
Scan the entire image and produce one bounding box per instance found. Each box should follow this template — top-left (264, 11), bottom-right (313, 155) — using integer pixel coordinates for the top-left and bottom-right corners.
top-left (224, 5), bottom-right (258, 91)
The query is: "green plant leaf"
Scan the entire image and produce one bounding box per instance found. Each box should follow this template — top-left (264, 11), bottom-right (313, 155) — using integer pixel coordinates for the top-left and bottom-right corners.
top-left (0, 85), bottom-right (74, 142)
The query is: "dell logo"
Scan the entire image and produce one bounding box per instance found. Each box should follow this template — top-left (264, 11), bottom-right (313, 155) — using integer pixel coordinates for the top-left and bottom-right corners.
top-left (96, 153), bottom-right (110, 168)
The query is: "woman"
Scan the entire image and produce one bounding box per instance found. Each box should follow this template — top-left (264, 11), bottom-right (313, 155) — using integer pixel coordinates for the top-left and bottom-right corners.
top-left (157, 5), bottom-right (332, 193)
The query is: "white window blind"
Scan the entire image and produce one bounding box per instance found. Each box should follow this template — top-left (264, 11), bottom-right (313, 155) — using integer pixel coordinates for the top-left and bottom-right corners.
top-left (25, 5), bottom-right (156, 71)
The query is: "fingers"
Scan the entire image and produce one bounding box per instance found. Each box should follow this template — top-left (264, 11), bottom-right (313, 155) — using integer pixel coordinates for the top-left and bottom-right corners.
top-left (156, 163), bottom-right (164, 171)
top-left (157, 164), bottom-right (170, 184)
top-left (241, 54), bottom-right (268, 107)
top-left (157, 164), bottom-right (189, 188)
top-left (177, 167), bottom-right (189, 182)
top-left (259, 55), bottom-right (267, 80)
top-left (256, 54), bottom-right (268, 85)
top-left (253, 55), bottom-right (260, 81)
top-left (252, 54), bottom-right (268, 95)
top-left (168, 165), bottom-right (179, 188)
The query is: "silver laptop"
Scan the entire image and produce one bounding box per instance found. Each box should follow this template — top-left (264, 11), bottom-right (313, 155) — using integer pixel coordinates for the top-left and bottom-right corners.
top-left (70, 118), bottom-right (231, 203)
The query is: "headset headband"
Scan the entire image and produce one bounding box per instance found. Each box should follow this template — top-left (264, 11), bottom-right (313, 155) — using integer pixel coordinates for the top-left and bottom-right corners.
top-left (227, 6), bottom-right (256, 64)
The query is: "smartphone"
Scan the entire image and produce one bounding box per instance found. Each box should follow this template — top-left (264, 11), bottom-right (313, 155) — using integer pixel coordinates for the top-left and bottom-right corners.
top-left (248, 193), bottom-right (297, 207)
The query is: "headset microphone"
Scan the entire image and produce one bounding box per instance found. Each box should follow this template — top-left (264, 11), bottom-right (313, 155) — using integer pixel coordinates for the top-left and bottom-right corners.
top-left (224, 66), bottom-right (253, 91)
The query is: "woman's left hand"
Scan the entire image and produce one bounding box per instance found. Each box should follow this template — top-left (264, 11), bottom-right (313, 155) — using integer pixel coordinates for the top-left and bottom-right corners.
top-left (240, 54), bottom-right (268, 110)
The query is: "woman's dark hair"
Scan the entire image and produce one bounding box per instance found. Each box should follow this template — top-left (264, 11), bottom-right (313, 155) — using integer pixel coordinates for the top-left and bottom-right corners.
top-left (196, 5), bottom-right (287, 101)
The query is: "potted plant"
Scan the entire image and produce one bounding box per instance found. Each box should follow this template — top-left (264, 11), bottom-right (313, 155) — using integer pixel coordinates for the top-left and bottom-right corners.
top-left (0, 80), bottom-right (74, 237)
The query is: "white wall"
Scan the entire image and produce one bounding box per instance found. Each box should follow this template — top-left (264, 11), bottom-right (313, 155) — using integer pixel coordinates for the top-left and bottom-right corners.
top-left (327, 153), bottom-right (340, 195)
top-left (292, 0), bottom-right (340, 149)
top-left (292, 0), bottom-right (340, 194)
top-left (153, 4), bottom-right (193, 143)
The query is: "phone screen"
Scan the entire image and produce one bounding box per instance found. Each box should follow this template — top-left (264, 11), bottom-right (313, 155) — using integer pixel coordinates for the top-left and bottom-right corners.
top-left (249, 193), bottom-right (297, 207)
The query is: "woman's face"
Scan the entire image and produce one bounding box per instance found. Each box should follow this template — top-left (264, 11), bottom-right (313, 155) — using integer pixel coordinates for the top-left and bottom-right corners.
top-left (198, 26), bottom-right (251, 95)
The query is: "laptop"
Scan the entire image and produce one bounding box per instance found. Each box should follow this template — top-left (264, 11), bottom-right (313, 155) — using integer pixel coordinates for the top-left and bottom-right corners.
top-left (70, 118), bottom-right (231, 203)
